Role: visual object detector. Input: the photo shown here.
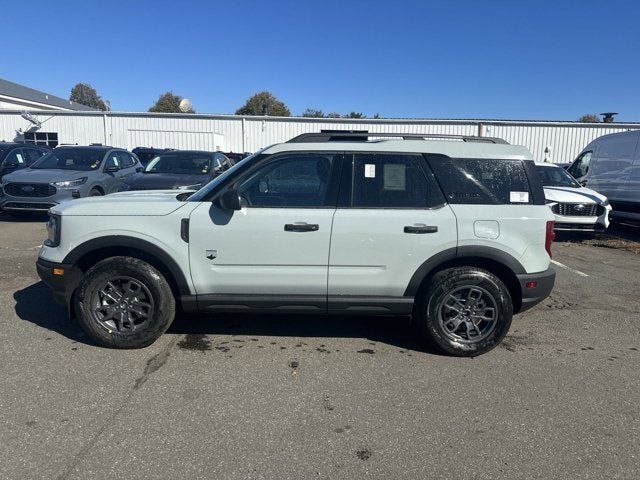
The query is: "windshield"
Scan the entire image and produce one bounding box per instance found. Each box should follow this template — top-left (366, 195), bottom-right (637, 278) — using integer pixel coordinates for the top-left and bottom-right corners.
top-left (188, 150), bottom-right (265, 202)
top-left (144, 152), bottom-right (212, 175)
top-left (536, 165), bottom-right (581, 188)
top-left (31, 148), bottom-right (104, 171)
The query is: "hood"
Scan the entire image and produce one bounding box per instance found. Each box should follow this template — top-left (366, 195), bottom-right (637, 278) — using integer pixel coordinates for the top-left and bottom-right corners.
top-left (2, 168), bottom-right (91, 184)
top-left (543, 186), bottom-right (608, 204)
top-left (50, 190), bottom-right (193, 216)
top-left (124, 172), bottom-right (210, 190)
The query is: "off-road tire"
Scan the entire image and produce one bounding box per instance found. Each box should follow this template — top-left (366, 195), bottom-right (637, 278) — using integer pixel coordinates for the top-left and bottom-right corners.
top-left (417, 267), bottom-right (513, 357)
top-left (74, 256), bottom-right (175, 348)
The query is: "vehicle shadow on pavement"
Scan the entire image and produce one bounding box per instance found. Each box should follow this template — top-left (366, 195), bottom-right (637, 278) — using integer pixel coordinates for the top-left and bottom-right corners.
top-left (169, 312), bottom-right (436, 354)
top-left (13, 282), bottom-right (88, 344)
top-left (14, 281), bottom-right (434, 353)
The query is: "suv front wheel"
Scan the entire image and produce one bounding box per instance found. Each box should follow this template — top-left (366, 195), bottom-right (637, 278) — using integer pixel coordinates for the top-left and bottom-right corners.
top-left (418, 267), bottom-right (513, 356)
top-left (74, 256), bottom-right (176, 348)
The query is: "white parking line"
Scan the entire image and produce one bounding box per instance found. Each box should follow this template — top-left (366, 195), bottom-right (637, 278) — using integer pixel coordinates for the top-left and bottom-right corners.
top-left (551, 259), bottom-right (589, 277)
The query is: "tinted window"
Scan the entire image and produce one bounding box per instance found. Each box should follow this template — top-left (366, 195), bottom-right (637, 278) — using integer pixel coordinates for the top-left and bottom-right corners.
top-left (2, 149), bottom-right (25, 167)
top-left (536, 165), bottom-right (580, 188)
top-left (428, 156), bottom-right (532, 205)
top-left (31, 148), bottom-right (105, 171)
top-left (104, 152), bottom-right (120, 170)
top-left (350, 153), bottom-right (442, 208)
top-left (238, 153), bottom-right (334, 207)
top-left (24, 148), bottom-right (45, 165)
top-left (117, 151), bottom-right (136, 168)
top-left (145, 152), bottom-right (212, 175)
top-left (569, 151), bottom-right (592, 178)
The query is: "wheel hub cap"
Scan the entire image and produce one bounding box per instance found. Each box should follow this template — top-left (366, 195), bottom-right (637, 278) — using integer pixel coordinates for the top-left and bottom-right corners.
top-left (437, 285), bottom-right (498, 344)
top-left (90, 276), bottom-right (154, 334)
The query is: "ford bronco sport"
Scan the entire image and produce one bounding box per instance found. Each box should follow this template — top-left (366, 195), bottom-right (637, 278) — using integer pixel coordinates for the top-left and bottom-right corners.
top-left (36, 131), bottom-right (556, 356)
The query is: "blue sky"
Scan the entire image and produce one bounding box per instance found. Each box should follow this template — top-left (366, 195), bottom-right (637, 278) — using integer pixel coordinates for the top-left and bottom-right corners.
top-left (1, 0), bottom-right (638, 121)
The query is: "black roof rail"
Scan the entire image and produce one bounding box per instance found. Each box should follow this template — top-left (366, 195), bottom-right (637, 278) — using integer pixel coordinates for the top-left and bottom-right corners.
top-left (287, 130), bottom-right (509, 144)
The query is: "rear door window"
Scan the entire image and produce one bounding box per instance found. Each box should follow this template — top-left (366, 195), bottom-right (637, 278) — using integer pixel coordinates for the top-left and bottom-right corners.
top-left (427, 155), bottom-right (532, 205)
top-left (348, 153), bottom-right (443, 208)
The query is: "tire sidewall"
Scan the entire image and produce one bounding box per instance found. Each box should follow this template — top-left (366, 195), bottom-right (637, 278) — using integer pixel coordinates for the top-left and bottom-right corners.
top-left (422, 268), bottom-right (513, 356)
top-left (75, 257), bottom-right (175, 348)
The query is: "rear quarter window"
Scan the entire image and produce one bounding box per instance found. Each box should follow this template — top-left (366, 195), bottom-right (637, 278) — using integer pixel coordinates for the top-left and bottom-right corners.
top-left (427, 155), bottom-right (533, 205)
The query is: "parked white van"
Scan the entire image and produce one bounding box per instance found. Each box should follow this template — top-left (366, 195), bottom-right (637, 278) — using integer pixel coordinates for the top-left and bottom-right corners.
top-left (567, 130), bottom-right (640, 221)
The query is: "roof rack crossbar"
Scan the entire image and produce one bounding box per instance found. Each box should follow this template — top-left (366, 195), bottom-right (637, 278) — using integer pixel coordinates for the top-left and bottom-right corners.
top-left (286, 131), bottom-right (508, 144)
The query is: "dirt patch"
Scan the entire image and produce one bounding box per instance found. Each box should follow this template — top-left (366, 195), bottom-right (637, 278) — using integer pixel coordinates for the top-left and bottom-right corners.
top-left (561, 231), bottom-right (640, 255)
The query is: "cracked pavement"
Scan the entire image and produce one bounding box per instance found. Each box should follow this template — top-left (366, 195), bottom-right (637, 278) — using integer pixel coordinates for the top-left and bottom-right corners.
top-left (0, 214), bottom-right (639, 479)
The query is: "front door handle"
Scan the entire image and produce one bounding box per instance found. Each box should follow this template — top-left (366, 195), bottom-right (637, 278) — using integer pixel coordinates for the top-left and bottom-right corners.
top-left (404, 225), bottom-right (438, 234)
top-left (284, 223), bottom-right (319, 232)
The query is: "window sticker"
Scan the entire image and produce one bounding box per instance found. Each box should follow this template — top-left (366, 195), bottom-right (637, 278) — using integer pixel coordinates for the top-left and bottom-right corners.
top-left (364, 164), bottom-right (376, 178)
top-left (510, 191), bottom-right (529, 203)
top-left (383, 163), bottom-right (406, 190)
top-left (16, 153), bottom-right (24, 164)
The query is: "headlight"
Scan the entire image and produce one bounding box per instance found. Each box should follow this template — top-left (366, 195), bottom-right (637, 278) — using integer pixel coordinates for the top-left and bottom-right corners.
top-left (174, 183), bottom-right (203, 191)
top-left (53, 177), bottom-right (87, 188)
top-left (44, 214), bottom-right (61, 247)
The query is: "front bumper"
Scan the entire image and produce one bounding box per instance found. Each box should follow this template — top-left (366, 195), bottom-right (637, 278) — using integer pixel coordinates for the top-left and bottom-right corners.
top-left (516, 267), bottom-right (556, 312)
top-left (1, 188), bottom-right (81, 212)
top-left (36, 258), bottom-right (83, 306)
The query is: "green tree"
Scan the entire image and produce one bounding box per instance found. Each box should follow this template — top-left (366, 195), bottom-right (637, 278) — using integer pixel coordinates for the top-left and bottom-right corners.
top-left (69, 83), bottom-right (109, 110)
top-left (236, 91), bottom-right (290, 116)
top-left (344, 111), bottom-right (365, 119)
top-left (326, 112), bottom-right (342, 118)
top-left (301, 108), bottom-right (325, 118)
top-left (148, 92), bottom-right (194, 113)
top-left (577, 114), bottom-right (600, 123)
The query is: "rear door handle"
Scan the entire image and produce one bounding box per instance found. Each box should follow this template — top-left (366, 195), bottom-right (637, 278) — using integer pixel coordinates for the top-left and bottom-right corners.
top-left (284, 223), bottom-right (319, 232)
top-left (404, 225), bottom-right (438, 234)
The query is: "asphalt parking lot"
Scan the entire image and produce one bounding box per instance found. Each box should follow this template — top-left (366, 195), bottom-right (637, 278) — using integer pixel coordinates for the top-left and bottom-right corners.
top-left (0, 215), bottom-right (639, 480)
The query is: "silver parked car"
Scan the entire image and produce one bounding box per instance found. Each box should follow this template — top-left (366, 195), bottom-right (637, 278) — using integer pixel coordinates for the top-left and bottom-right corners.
top-left (0, 145), bottom-right (141, 213)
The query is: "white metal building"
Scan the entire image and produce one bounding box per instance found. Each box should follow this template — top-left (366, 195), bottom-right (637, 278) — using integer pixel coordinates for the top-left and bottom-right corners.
top-left (0, 109), bottom-right (638, 163)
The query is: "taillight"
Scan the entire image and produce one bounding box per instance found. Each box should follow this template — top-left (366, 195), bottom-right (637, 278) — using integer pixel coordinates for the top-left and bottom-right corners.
top-left (545, 221), bottom-right (555, 258)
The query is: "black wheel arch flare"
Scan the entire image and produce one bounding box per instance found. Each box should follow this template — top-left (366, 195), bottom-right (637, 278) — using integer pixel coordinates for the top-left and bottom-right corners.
top-left (404, 246), bottom-right (526, 312)
top-left (62, 235), bottom-right (191, 297)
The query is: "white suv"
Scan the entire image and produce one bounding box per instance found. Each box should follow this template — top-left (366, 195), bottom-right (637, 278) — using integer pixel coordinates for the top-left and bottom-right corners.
top-left (37, 132), bottom-right (556, 356)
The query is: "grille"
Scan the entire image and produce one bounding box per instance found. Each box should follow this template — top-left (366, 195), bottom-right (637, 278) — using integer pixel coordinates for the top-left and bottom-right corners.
top-left (4, 183), bottom-right (57, 198)
top-left (2, 202), bottom-right (56, 211)
top-left (552, 202), bottom-right (601, 217)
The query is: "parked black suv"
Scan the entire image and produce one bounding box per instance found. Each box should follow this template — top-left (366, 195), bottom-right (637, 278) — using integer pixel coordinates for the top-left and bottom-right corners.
top-left (121, 150), bottom-right (234, 191)
top-left (0, 142), bottom-right (49, 179)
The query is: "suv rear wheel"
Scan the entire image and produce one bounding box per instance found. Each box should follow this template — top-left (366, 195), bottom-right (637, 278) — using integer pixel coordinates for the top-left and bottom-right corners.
top-left (74, 256), bottom-right (176, 348)
top-left (417, 267), bottom-right (513, 356)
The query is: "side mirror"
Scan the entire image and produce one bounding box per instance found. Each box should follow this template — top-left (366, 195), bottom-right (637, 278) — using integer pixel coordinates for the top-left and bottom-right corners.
top-left (105, 165), bottom-right (120, 173)
top-left (218, 189), bottom-right (241, 211)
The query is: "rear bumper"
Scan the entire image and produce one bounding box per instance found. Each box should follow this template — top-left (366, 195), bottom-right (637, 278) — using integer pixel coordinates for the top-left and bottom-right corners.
top-left (36, 258), bottom-right (83, 306)
top-left (516, 267), bottom-right (555, 312)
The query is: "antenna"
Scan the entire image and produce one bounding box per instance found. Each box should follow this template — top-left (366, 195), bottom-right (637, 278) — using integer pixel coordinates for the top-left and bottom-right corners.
top-left (179, 98), bottom-right (192, 113)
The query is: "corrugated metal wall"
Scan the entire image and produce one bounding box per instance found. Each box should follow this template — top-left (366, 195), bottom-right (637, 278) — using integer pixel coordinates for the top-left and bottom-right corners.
top-left (1, 110), bottom-right (638, 163)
